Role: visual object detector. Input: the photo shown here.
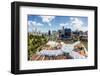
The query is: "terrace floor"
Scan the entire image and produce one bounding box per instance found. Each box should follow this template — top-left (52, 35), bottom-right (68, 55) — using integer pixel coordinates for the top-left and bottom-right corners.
top-left (29, 40), bottom-right (88, 61)
top-left (30, 54), bottom-right (73, 61)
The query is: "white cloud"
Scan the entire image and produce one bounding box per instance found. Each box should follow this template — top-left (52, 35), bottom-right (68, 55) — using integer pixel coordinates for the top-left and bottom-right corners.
top-left (40, 16), bottom-right (55, 22)
top-left (36, 23), bottom-right (43, 26)
top-left (48, 23), bottom-right (51, 26)
top-left (28, 21), bottom-right (43, 32)
top-left (60, 23), bottom-right (68, 27)
top-left (70, 17), bottom-right (87, 32)
top-left (39, 16), bottom-right (55, 26)
top-left (71, 18), bottom-right (83, 28)
top-left (59, 22), bottom-right (73, 29)
top-left (70, 17), bottom-right (74, 20)
top-left (28, 21), bottom-right (43, 27)
top-left (79, 26), bottom-right (88, 32)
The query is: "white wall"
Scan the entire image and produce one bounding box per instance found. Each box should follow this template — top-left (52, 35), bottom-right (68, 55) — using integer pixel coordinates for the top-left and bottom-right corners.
top-left (0, 0), bottom-right (99, 76)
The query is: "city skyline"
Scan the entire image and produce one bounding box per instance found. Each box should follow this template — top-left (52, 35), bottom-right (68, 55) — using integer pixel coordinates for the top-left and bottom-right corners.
top-left (28, 15), bottom-right (88, 33)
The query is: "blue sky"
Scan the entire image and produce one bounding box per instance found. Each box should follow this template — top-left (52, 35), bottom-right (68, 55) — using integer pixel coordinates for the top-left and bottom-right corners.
top-left (28, 15), bottom-right (88, 33)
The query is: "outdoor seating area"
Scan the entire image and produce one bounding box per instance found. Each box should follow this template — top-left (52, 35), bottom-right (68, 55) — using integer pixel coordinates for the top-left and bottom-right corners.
top-left (30, 41), bottom-right (87, 60)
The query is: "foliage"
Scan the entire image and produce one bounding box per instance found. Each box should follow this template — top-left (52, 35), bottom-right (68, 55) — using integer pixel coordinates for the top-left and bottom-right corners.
top-left (28, 34), bottom-right (48, 60)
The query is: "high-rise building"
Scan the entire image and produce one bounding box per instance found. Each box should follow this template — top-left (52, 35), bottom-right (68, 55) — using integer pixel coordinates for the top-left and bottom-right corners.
top-left (48, 30), bottom-right (51, 36)
top-left (58, 27), bottom-right (72, 40)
